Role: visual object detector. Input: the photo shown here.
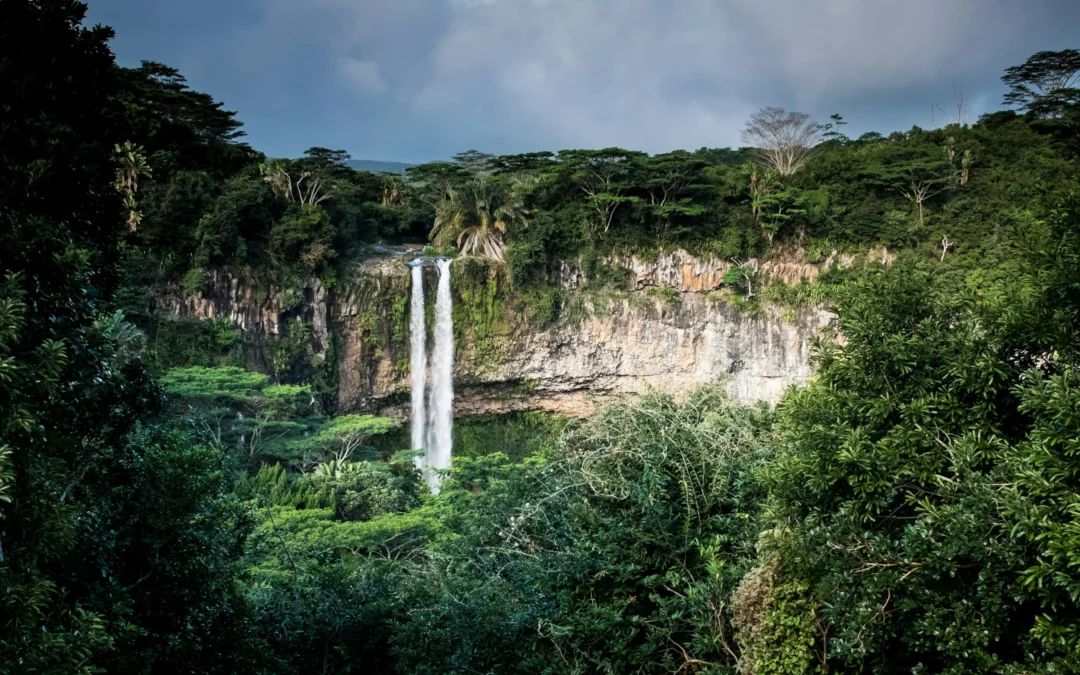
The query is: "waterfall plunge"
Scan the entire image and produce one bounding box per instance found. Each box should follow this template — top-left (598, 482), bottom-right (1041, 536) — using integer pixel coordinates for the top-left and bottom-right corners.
top-left (428, 258), bottom-right (454, 487)
top-left (409, 264), bottom-right (427, 470)
top-left (409, 258), bottom-right (454, 491)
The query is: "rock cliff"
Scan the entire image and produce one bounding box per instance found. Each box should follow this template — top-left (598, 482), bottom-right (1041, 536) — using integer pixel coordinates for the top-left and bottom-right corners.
top-left (158, 251), bottom-right (836, 418)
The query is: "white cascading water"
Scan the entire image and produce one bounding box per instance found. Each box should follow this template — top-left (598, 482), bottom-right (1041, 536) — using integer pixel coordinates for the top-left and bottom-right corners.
top-left (426, 258), bottom-right (454, 491)
top-left (409, 258), bottom-right (454, 491)
top-left (408, 264), bottom-right (427, 471)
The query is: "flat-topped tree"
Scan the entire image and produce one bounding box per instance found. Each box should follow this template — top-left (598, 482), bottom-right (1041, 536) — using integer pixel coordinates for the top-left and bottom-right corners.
top-left (160, 366), bottom-right (311, 457)
top-left (557, 148), bottom-right (645, 236)
top-left (861, 143), bottom-right (957, 228)
top-left (639, 151), bottom-right (711, 234)
top-left (1003, 49), bottom-right (1080, 117)
top-left (288, 414), bottom-right (398, 466)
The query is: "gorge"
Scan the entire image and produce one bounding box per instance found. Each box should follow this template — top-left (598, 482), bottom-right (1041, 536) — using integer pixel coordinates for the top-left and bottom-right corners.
top-left (12, 9), bottom-right (1080, 672)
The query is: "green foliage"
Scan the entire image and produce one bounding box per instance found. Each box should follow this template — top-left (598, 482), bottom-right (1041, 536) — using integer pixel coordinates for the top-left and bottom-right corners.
top-left (161, 365), bottom-right (270, 403)
top-left (1011, 367), bottom-right (1080, 657)
top-left (74, 426), bottom-right (255, 674)
top-left (733, 561), bottom-right (821, 675)
top-left (764, 196), bottom-right (1080, 673)
top-left (646, 284), bottom-right (680, 306)
top-left (452, 258), bottom-right (511, 368)
top-left (298, 458), bottom-right (421, 522)
top-left (146, 317), bottom-right (244, 371)
top-left (430, 176), bottom-right (530, 262)
top-left (269, 204), bottom-right (337, 274)
top-left (516, 284), bottom-right (564, 327)
top-left (264, 319), bottom-right (311, 377)
top-left (242, 504), bottom-right (426, 675)
top-left (453, 411), bottom-right (567, 462)
top-left (284, 414), bottom-right (398, 465)
top-left (755, 186), bottom-right (809, 243)
top-left (1001, 49), bottom-right (1080, 115)
top-left (383, 388), bottom-right (776, 673)
top-left (764, 279), bottom-right (837, 308)
top-left (7, 8), bottom-right (1080, 673)
top-left (160, 365), bottom-right (396, 472)
top-left (0, 2), bottom-right (184, 669)
top-left (724, 262), bottom-right (758, 298)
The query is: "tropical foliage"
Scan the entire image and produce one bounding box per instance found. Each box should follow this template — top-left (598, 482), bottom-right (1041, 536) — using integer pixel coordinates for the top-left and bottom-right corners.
top-left (4, 2), bottom-right (1080, 673)
top-left (430, 176), bottom-right (531, 262)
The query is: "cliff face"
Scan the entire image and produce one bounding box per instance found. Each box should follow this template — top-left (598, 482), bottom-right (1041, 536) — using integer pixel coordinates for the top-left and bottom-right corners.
top-left (159, 251), bottom-right (835, 418)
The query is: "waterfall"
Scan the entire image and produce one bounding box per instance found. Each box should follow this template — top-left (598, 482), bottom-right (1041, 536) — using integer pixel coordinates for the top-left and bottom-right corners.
top-left (427, 258), bottom-right (454, 490)
top-left (409, 264), bottom-right (427, 471)
top-left (408, 258), bottom-right (454, 492)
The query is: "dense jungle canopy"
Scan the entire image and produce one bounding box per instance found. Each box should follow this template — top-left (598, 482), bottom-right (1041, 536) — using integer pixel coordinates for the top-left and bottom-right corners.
top-left (2, 1), bottom-right (1080, 673)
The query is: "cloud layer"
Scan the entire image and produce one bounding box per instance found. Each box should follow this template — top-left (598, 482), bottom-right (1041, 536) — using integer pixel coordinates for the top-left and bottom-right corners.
top-left (89, 0), bottom-right (1080, 160)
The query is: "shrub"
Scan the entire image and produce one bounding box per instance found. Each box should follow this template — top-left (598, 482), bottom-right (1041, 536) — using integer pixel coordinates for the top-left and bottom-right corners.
top-left (181, 266), bottom-right (206, 295)
top-left (646, 284), bottom-right (680, 306)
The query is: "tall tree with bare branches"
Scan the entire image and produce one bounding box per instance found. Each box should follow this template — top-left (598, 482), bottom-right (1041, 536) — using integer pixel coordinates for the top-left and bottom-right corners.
top-left (741, 107), bottom-right (823, 176)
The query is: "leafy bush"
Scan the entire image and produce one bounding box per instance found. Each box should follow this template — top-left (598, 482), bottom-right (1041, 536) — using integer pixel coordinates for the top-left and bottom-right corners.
top-left (181, 266), bottom-right (206, 294)
top-left (646, 284), bottom-right (680, 306)
top-left (384, 388), bottom-right (776, 673)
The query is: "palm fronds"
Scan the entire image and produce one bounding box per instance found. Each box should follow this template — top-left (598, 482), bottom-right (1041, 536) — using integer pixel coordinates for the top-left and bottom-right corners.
top-left (429, 177), bottom-right (530, 263)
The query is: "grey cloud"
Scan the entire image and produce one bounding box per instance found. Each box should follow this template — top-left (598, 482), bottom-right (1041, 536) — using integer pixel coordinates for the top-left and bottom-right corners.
top-left (242, 0), bottom-right (1079, 154)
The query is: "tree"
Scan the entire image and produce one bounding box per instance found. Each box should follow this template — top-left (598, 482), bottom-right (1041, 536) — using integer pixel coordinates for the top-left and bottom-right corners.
top-left (260, 147), bottom-right (351, 207)
top-left (755, 186), bottom-right (807, 243)
top-left (747, 165), bottom-right (777, 219)
top-left (639, 151), bottom-right (710, 233)
top-left (194, 169), bottom-right (281, 267)
top-left (863, 144), bottom-right (956, 227)
top-left (269, 203), bottom-right (337, 272)
top-left (821, 113), bottom-right (849, 142)
top-left (453, 150), bottom-right (497, 177)
top-left (160, 366), bottom-right (313, 462)
top-left (767, 265), bottom-right (1031, 673)
top-left (723, 260), bottom-right (758, 297)
top-left (1003, 49), bottom-right (1080, 116)
top-left (288, 415), bottom-right (397, 465)
top-left (742, 107), bottom-right (824, 176)
top-left (558, 148), bottom-right (645, 235)
top-left (116, 61), bottom-right (259, 181)
top-left (386, 388), bottom-right (777, 674)
top-left (113, 141), bottom-right (152, 232)
top-left (74, 427), bottom-right (255, 674)
top-left (491, 151), bottom-right (556, 174)
top-left (0, 3), bottom-right (257, 672)
top-left (767, 197), bottom-right (1080, 671)
top-left (0, 1), bottom-right (134, 668)
top-left (429, 177), bottom-right (531, 262)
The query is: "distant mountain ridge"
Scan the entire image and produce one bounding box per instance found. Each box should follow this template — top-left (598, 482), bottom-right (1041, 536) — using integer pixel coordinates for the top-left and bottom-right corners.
top-left (345, 159), bottom-right (416, 174)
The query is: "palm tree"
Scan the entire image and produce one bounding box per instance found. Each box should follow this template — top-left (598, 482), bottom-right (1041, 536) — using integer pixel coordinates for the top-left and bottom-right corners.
top-left (429, 176), bottom-right (531, 263)
top-left (113, 141), bottom-right (151, 232)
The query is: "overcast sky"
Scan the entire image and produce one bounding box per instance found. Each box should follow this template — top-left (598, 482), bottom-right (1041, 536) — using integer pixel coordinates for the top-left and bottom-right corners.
top-left (85, 0), bottom-right (1079, 163)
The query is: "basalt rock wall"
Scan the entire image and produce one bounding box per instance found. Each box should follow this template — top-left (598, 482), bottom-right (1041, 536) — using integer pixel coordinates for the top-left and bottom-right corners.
top-left (159, 251), bottom-right (837, 418)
